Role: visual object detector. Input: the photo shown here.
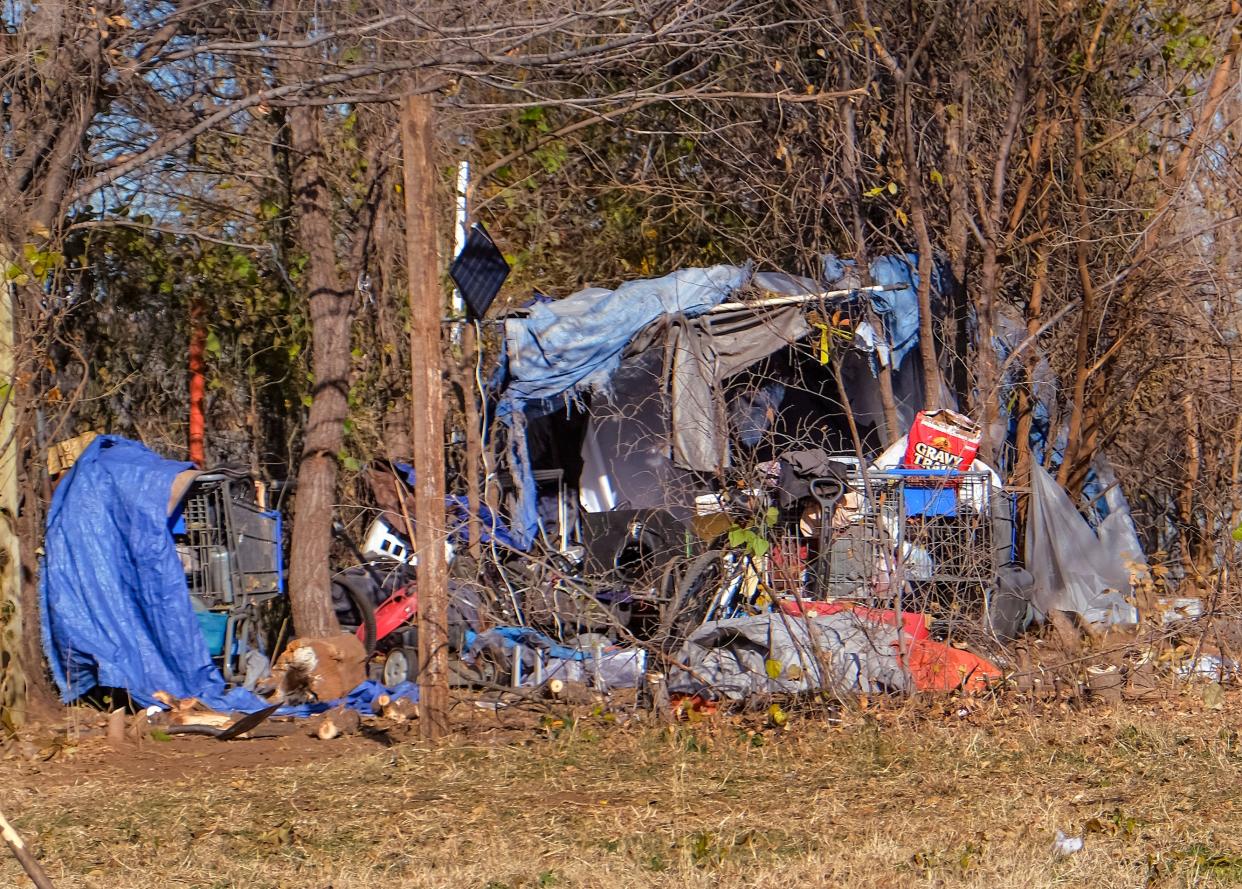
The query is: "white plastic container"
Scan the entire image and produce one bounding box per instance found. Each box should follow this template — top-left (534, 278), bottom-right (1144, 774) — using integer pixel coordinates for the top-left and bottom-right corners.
top-left (361, 516), bottom-right (455, 565)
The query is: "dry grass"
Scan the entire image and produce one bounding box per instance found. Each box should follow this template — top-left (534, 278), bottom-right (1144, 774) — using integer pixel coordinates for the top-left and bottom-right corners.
top-left (3, 691), bottom-right (1242, 889)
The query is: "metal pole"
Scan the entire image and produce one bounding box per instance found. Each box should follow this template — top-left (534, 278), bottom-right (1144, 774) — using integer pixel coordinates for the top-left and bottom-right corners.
top-left (708, 283), bottom-right (900, 314)
top-left (449, 160), bottom-right (469, 348)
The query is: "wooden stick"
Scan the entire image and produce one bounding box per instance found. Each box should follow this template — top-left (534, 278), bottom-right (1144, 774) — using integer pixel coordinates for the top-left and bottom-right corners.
top-left (0, 808), bottom-right (56, 889)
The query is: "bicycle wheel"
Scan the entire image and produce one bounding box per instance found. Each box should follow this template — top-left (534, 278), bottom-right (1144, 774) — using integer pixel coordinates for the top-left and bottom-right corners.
top-left (657, 549), bottom-right (724, 652)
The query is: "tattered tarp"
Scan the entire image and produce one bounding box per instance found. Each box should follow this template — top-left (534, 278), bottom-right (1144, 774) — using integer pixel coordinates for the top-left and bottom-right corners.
top-left (671, 305), bottom-right (810, 471)
top-left (668, 611), bottom-right (1001, 699)
top-left (464, 626), bottom-right (646, 690)
top-left (668, 612), bottom-right (914, 700)
top-left (497, 257), bottom-right (951, 542)
top-left (1026, 462), bottom-right (1139, 625)
top-left (500, 265), bottom-right (750, 413)
top-left (498, 265), bottom-right (750, 545)
top-left (39, 435), bottom-right (416, 716)
top-left (821, 253), bottom-right (947, 372)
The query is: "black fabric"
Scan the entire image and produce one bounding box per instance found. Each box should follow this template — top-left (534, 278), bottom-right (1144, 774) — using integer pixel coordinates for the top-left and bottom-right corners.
top-left (776, 448), bottom-right (850, 509)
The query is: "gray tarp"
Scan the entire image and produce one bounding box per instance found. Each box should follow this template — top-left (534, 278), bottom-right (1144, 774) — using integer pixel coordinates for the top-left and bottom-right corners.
top-left (667, 612), bottom-right (912, 700)
top-left (670, 306), bottom-right (811, 471)
top-left (1026, 462), bottom-right (1139, 625)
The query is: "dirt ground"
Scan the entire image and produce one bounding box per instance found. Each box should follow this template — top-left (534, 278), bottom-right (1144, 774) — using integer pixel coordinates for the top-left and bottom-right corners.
top-left (2, 688), bottom-right (1242, 889)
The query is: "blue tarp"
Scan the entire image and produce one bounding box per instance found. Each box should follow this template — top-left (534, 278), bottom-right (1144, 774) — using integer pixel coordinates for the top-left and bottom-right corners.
top-left (39, 436), bottom-right (248, 710)
top-left (390, 461), bottom-right (523, 551)
top-left (499, 265), bottom-right (750, 414)
top-left (821, 252), bottom-right (944, 372)
top-left (39, 435), bottom-right (416, 716)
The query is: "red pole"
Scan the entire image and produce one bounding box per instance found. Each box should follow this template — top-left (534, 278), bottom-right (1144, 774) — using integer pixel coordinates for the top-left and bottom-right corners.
top-left (188, 297), bottom-right (206, 466)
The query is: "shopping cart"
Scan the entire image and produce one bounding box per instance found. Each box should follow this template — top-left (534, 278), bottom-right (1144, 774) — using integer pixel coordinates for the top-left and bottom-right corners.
top-left (173, 468), bottom-right (284, 682)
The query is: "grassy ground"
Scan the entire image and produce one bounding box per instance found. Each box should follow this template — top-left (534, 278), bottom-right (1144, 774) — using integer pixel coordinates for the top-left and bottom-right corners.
top-left (3, 691), bottom-right (1242, 889)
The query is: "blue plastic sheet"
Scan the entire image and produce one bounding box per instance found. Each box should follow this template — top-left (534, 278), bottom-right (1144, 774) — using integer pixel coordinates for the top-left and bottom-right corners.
top-left (465, 626), bottom-right (593, 662)
top-left (390, 461), bottom-right (523, 550)
top-left (499, 265), bottom-right (749, 414)
top-left (821, 252), bottom-right (945, 371)
top-left (39, 436), bottom-right (250, 710)
top-left (39, 435), bottom-right (417, 717)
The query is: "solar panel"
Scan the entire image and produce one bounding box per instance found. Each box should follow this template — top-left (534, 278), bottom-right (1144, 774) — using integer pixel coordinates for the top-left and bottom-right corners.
top-left (449, 222), bottom-right (510, 320)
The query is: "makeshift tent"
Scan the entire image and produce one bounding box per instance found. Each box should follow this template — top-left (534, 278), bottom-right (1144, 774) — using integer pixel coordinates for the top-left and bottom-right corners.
top-left (496, 256), bottom-right (946, 545)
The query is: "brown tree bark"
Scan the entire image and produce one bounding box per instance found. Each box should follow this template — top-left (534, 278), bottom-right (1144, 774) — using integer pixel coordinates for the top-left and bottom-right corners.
top-left (401, 94), bottom-right (451, 739)
top-left (941, 49), bottom-right (974, 405)
top-left (900, 83), bottom-right (944, 411)
top-left (973, 0), bottom-right (1035, 462)
top-left (282, 83), bottom-right (347, 638)
top-left (1057, 24), bottom-right (1108, 487)
top-left (833, 0), bottom-right (899, 442)
top-left (1179, 392), bottom-right (1201, 584)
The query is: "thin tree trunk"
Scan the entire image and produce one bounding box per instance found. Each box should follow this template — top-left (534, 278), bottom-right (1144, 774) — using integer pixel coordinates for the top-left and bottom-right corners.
top-left (401, 94), bottom-right (450, 739)
top-left (826, 4), bottom-right (897, 441)
top-left (1011, 8), bottom-right (1054, 503)
top-left (975, 0), bottom-right (1035, 462)
top-left (1057, 0), bottom-right (1119, 486)
top-left (1179, 392), bottom-right (1200, 583)
top-left (1058, 97), bottom-right (1099, 488)
top-left (941, 43), bottom-right (973, 405)
top-left (284, 100), bottom-right (347, 638)
top-left (1229, 413), bottom-right (1242, 539)
top-left (0, 282), bottom-right (25, 727)
top-left (898, 71), bottom-right (942, 410)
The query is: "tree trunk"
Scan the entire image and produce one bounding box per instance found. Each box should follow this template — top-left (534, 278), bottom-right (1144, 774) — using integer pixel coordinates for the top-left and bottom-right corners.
top-left (401, 94), bottom-right (451, 739)
top-left (825, 14), bottom-right (897, 442)
top-left (941, 44), bottom-right (973, 405)
top-left (0, 282), bottom-right (26, 727)
top-left (896, 66), bottom-right (942, 411)
top-left (284, 99), bottom-right (347, 638)
top-left (1057, 97), bottom-right (1098, 488)
top-left (1179, 392), bottom-right (1201, 584)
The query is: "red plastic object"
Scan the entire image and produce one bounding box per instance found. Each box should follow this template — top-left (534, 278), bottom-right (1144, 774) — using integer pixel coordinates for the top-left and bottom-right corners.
top-left (779, 598), bottom-right (931, 641)
top-left (902, 637), bottom-right (1002, 692)
top-left (902, 409), bottom-right (981, 472)
top-left (362, 586), bottom-right (419, 644)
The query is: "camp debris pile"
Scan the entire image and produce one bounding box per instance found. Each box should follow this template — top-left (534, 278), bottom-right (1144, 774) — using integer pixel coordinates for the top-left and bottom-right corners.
top-left (36, 259), bottom-right (1216, 731)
